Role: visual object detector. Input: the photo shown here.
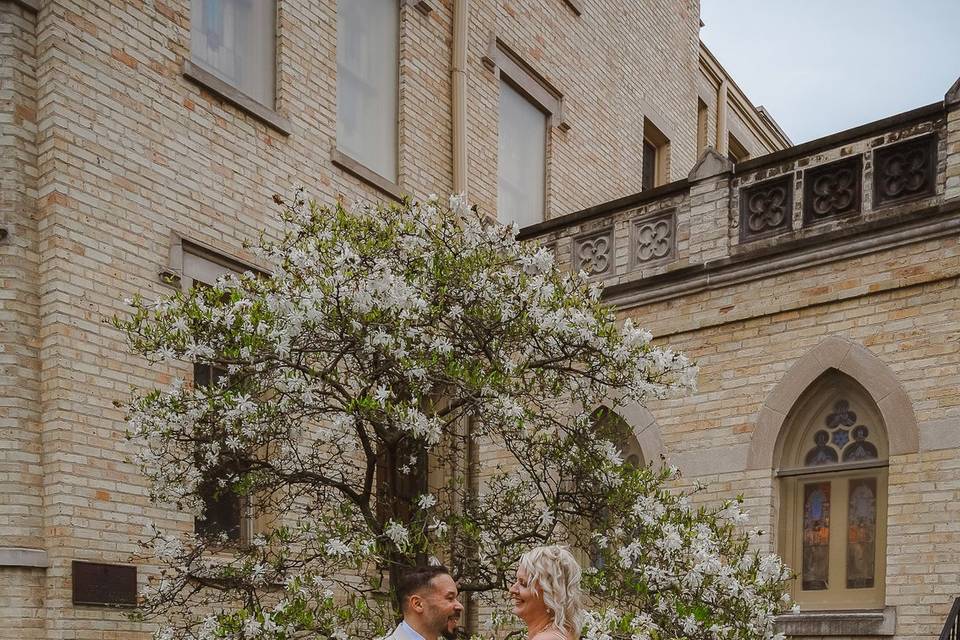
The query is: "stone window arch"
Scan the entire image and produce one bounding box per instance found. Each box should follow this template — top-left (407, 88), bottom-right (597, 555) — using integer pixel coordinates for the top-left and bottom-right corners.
top-left (776, 371), bottom-right (888, 611)
top-left (591, 405), bottom-right (645, 468)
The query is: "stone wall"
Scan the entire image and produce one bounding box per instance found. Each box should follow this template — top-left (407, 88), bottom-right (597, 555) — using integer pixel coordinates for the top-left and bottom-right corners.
top-left (524, 87), bottom-right (960, 639)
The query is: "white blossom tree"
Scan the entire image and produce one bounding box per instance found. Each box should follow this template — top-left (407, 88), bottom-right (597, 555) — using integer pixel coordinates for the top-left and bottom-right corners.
top-left (117, 192), bottom-right (792, 640)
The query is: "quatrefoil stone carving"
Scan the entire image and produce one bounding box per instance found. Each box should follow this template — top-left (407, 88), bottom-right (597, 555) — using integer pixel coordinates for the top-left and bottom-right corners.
top-left (739, 176), bottom-right (793, 241)
top-left (631, 211), bottom-right (675, 267)
top-left (574, 230), bottom-right (614, 276)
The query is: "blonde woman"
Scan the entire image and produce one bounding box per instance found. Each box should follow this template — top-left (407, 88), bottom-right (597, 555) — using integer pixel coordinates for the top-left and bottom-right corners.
top-left (508, 545), bottom-right (585, 640)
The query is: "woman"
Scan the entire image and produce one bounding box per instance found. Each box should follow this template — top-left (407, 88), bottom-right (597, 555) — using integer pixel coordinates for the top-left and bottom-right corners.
top-left (509, 545), bottom-right (585, 640)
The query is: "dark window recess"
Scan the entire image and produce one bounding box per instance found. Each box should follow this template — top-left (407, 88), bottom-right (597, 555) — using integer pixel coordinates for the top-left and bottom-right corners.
top-left (195, 478), bottom-right (242, 541)
top-left (642, 141), bottom-right (657, 191)
top-left (72, 561), bottom-right (137, 607)
top-left (193, 362), bottom-right (241, 541)
top-left (376, 440), bottom-right (427, 523)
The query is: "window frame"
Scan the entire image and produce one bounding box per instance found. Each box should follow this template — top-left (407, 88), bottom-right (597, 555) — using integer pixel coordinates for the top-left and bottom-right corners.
top-left (164, 236), bottom-right (268, 547)
top-left (776, 375), bottom-right (889, 611)
top-left (642, 117), bottom-right (670, 190)
top-left (484, 36), bottom-right (566, 229)
top-left (779, 467), bottom-right (888, 610)
top-left (184, 0), bottom-right (290, 135)
top-left (334, 0), bottom-right (402, 189)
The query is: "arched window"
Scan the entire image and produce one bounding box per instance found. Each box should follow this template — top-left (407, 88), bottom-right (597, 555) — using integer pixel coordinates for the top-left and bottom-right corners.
top-left (592, 406), bottom-right (645, 468)
top-left (776, 371), bottom-right (888, 610)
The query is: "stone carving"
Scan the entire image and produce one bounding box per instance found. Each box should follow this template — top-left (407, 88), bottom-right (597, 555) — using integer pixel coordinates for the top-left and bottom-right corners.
top-left (573, 229), bottom-right (613, 276)
top-left (803, 156), bottom-right (862, 224)
top-left (631, 210), bottom-right (675, 267)
top-left (873, 135), bottom-right (937, 206)
top-left (739, 175), bottom-right (793, 241)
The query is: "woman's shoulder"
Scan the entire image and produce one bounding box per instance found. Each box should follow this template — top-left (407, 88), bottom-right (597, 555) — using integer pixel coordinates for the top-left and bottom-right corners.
top-left (531, 629), bottom-right (571, 640)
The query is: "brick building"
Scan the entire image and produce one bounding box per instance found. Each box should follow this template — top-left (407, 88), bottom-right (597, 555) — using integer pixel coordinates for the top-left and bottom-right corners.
top-left (4, 1), bottom-right (956, 640)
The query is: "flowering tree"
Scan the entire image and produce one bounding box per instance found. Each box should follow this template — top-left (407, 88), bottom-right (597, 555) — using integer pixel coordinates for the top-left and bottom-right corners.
top-left (118, 192), bottom-right (792, 640)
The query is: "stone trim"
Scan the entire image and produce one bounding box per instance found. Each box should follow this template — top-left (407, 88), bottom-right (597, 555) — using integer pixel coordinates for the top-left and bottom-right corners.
top-left (593, 400), bottom-right (666, 469)
top-left (0, 547), bottom-right (48, 568)
top-left (483, 35), bottom-right (567, 129)
top-left (920, 418), bottom-right (960, 451)
top-left (674, 443), bottom-right (750, 476)
top-left (401, 0), bottom-right (432, 15)
top-left (517, 179), bottom-right (690, 239)
top-left (182, 60), bottom-right (292, 136)
top-left (687, 147), bottom-right (732, 182)
top-left (734, 101), bottom-right (942, 175)
top-left (603, 198), bottom-right (960, 309)
top-left (161, 232), bottom-right (268, 289)
top-left (946, 75), bottom-right (960, 107)
top-left (11, 0), bottom-right (40, 12)
top-left (746, 336), bottom-right (919, 470)
top-left (776, 606), bottom-right (896, 636)
top-left (330, 149), bottom-right (404, 202)
top-left (562, 0), bottom-right (583, 15)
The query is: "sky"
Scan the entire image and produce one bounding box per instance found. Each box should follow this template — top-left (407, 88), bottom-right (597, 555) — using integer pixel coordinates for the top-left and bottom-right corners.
top-left (699, 0), bottom-right (960, 144)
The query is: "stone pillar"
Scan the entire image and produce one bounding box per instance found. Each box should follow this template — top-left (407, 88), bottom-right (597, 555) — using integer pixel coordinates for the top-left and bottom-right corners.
top-left (945, 76), bottom-right (960, 201)
top-left (685, 147), bottom-right (734, 264)
top-left (0, 3), bottom-right (46, 640)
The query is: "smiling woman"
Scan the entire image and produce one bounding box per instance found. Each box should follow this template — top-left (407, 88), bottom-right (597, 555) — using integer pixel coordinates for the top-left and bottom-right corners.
top-left (510, 546), bottom-right (585, 640)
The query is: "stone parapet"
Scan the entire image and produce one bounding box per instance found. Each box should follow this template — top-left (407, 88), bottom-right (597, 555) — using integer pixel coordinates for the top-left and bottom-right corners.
top-left (521, 90), bottom-right (960, 314)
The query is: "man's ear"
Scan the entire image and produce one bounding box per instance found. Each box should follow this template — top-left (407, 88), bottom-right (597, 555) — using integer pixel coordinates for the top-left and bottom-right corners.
top-left (409, 594), bottom-right (424, 613)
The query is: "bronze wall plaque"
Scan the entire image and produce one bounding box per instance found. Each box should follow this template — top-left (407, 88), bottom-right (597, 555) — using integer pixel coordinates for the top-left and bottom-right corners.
top-left (72, 560), bottom-right (137, 607)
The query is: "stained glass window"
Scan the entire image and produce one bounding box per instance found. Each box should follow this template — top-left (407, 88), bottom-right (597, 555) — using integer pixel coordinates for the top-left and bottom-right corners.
top-left (843, 425), bottom-right (878, 461)
top-left (803, 400), bottom-right (879, 467)
top-left (802, 482), bottom-right (831, 591)
top-left (847, 478), bottom-right (877, 589)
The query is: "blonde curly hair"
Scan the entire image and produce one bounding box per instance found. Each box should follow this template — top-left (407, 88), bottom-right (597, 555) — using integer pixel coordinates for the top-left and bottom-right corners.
top-left (518, 545), bottom-right (585, 638)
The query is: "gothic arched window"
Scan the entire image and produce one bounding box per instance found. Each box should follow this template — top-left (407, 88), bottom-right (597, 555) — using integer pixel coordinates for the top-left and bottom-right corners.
top-left (776, 372), bottom-right (888, 610)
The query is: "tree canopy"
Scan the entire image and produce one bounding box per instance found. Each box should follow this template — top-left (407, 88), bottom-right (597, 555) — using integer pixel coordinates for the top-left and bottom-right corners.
top-left (118, 192), bottom-right (792, 640)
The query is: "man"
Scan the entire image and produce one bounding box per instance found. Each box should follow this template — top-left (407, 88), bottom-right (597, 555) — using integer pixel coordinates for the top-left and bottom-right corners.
top-left (385, 565), bottom-right (464, 640)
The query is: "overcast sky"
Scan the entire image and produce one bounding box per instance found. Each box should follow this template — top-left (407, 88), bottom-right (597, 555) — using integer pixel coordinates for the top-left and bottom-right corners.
top-left (699, 1), bottom-right (960, 144)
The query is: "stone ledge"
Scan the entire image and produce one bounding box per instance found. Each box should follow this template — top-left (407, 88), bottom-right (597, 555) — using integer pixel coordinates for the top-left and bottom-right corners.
top-left (11, 0), bottom-right (40, 12)
top-left (182, 60), bottom-right (292, 136)
top-left (776, 606), bottom-right (896, 636)
top-left (330, 149), bottom-right (404, 202)
top-left (0, 547), bottom-right (48, 568)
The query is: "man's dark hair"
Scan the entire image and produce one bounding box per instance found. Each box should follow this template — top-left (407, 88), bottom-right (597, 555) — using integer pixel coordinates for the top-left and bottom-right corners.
top-left (396, 565), bottom-right (451, 612)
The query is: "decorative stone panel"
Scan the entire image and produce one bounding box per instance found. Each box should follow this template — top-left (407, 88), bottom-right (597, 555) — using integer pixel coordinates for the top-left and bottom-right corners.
top-left (630, 210), bottom-right (675, 268)
top-left (739, 175), bottom-right (793, 241)
top-left (803, 155), bottom-right (862, 225)
top-left (872, 134), bottom-right (937, 207)
top-left (573, 228), bottom-right (614, 277)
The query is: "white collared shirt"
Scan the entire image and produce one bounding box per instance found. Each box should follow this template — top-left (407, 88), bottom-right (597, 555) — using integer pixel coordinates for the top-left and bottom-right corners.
top-left (400, 621), bottom-right (428, 640)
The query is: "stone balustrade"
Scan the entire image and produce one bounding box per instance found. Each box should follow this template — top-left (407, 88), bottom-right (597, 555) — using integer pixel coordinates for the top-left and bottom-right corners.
top-left (519, 78), bottom-right (960, 311)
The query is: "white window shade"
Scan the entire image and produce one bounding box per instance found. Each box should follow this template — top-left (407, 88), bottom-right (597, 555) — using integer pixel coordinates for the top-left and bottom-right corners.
top-left (498, 80), bottom-right (546, 229)
top-left (191, 0), bottom-right (276, 108)
top-left (337, 0), bottom-right (399, 181)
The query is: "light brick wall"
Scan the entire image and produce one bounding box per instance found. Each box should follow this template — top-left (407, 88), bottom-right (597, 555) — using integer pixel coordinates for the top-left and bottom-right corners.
top-left (0, 0), bottom-right (732, 637)
top-left (0, 0), bottom-right (42, 550)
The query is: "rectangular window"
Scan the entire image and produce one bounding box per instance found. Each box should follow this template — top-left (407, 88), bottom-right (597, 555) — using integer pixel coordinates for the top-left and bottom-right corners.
top-left (728, 133), bottom-right (750, 164)
top-left (190, 0), bottom-right (276, 107)
top-left (846, 477), bottom-right (877, 589)
top-left (498, 79), bottom-right (546, 229)
top-left (642, 140), bottom-right (657, 191)
top-left (801, 481), bottom-right (831, 591)
top-left (336, 0), bottom-right (399, 181)
top-left (697, 99), bottom-right (709, 156)
top-left (642, 118), bottom-right (670, 190)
